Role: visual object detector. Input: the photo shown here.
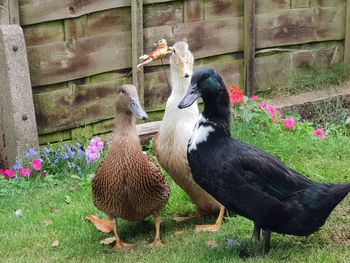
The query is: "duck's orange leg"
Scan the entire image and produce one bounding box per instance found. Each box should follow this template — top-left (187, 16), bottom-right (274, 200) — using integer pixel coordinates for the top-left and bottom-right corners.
top-left (195, 205), bottom-right (225, 233)
top-left (112, 218), bottom-right (134, 250)
top-left (86, 214), bottom-right (114, 233)
top-left (149, 212), bottom-right (165, 248)
top-left (173, 207), bottom-right (202, 223)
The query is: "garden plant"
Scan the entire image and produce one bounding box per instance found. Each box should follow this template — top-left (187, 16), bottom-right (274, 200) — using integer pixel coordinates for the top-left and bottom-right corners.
top-left (0, 86), bottom-right (349, 263)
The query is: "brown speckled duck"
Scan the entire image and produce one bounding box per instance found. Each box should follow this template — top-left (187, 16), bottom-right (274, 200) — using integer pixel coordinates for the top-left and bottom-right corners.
top-left (88, 84), bottom-right (170, 250)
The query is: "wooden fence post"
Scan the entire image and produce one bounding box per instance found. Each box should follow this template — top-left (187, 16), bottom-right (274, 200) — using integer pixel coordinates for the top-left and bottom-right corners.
top-left (243, 0), bottom-right (256, 96)
top-left (0, 25), bottom-right (39, 168)
top-left (9, 0), bottom-right (19, 24)
top-left (0, 0), bottom-right (9, 24)
top-left (131, 0), bottom-right (144, 105)
top-left (345, 0), bottom-right (350, 63)
top-left (0, 0), bottom-right (19, 25)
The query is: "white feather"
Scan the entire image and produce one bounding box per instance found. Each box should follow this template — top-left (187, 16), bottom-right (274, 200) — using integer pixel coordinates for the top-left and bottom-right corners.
top-left (188, 116), bottom-right (215, 152)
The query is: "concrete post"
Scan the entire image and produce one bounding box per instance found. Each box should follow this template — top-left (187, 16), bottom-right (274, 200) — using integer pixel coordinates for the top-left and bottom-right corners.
top-left (0, 25), bottom-right (39, 168)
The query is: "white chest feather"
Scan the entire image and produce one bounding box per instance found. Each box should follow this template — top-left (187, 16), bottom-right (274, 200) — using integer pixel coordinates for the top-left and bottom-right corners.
top-left (188, 121), bottom-right (215, 153)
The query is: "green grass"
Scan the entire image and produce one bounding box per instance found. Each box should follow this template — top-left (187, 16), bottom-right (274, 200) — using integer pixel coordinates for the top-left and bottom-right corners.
top-left (1, 122), bottom-right (350, 263)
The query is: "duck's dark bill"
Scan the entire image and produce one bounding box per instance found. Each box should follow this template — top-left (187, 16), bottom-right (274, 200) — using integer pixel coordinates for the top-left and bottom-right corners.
top-left (129, 97), bottom-right (148, 120)
top-left (178, 83), bottom-right (201, 109)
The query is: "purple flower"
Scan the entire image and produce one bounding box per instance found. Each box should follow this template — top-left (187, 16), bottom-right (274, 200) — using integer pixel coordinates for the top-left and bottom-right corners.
top-left (85, 145), bottom-right (101, 162)
top-left (13, 159), bottom-right (23, 170)
top-left (26, 149), bottom-right (38, 158)
top-left (42, 148), bottom-right (51, 155)
top-left (77, 148), bottom-right (85, 158)
top-left (54, 159), bottom-right (59, 164)
top-left (90, 137), bottom-right (104, 151)
top-left (62, 154), bottom-right (69, 160)
top-left (66, 148), bottom-right (76, 158)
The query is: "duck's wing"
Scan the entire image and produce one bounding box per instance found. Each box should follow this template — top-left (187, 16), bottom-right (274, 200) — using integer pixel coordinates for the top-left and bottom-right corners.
top-left (222, 139), bottom-right (313, 201)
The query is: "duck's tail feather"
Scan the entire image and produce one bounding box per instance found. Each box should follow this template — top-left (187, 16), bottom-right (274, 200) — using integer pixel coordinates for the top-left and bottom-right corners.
top-left (277, 183), bottom-right (350, 236)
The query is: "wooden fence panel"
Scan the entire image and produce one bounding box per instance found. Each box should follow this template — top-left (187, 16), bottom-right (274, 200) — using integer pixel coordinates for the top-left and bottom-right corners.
top-left (144, 1), bottom-right (182, 27)
top-left (345, 0), bottom-right (350, 63)
top-left (26, 5), bottom-right (345, 87)
top-left (34, 57), bottom-right (242, 135)
top-left (310, 0), bottom-right (344, 7)
top-left (19, 0), bottom-right (176, 26)
top-left (256, 6), bottom-right (345, 49)
top-left (0, 0), bottom-right (9, 24)
top-left (131, 0), bottom-right (144, 103)
top-left (23, 21), bottom-right (64, 46)
top-left (34, 81), bottom-right (120, 134)
top-left (26, 32), bottom-right (131, 86)
top-left (184, 0), bottom-right (204, 22)
top-left (87, 7), bottom-right (131, 36)
top-left (256, 0), bottom-right (289, 14)
top-left (203, 0), bottom-right (243, 20)
top-left (27, 18), bottom-right (243, 86)
top-left (291, 0), bottom-right (309, 8)
top-left (14, 0), bottom-right (348, 142)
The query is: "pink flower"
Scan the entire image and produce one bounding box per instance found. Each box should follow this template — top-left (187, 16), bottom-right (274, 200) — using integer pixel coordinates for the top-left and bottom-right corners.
top-left (227, 85), bottom-right (244, 105)
top-left (267, 105), bottom-right (279, 123)
top-left (85, 146), bottom-right (101, 162)
top-left (31, 159), bottom-right (42, 171)
top-left (4, 169), bottom-right (15, 179)
top-left (90, 137), bottom-right (104, 151)
top-left (250, 95), bottom-right (259, 102)
top-left (259, 101), bottom-right (267, 110)
top-left (19, 168), bottom-right (31, 177)
top-left (314, 128), bottom-right (327, 139)
top-left (283, 117), bottom-right (295, 130)
top-left (0, 169), bottom-right (5, 175)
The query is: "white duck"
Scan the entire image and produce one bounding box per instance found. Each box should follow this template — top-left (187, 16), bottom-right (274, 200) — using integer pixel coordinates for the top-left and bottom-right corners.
top-left (154, 41), bottom-right (225, 232)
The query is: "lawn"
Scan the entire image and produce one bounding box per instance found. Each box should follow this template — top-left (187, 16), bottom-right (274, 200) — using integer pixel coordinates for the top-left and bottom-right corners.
top-left (1, 112), bottom-right (350, 263)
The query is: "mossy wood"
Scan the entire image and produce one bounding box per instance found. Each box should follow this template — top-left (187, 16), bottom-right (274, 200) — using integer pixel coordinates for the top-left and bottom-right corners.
top-left (8, 0), bottom-right (348, 144)
top-left (243, 0), bottom-right (256, 96)
top-left (345, 0), bottom-right (350, 63)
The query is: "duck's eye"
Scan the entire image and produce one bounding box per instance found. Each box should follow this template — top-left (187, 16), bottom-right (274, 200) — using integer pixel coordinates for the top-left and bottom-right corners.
top-left (203, 73), bottom-right (209, 79)
top-left (120, 89), bottom-right (125, 94)
top-left (173, 49), bottom-right (176, 54)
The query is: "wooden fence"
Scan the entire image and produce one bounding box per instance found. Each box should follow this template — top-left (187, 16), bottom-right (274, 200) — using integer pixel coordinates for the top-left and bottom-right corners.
top-left (1, 0), bottom-right (349, 144)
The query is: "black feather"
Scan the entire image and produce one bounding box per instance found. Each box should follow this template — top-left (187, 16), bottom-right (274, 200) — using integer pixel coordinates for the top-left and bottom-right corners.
top-left (180, 67), bottom-right (350, 252)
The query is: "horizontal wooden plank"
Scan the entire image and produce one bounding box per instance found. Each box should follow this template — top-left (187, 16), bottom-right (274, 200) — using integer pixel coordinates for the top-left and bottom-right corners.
top-left (184, 0), bottom-right (204, 22)
top-left (87, 7), bottom-right (131, 37)
top-left (38, 129), bottom-right (71, 145)
top-left (291, 0), bottom-right (310, 8)
top-left (23, 20), bottom-right (64, 46)
top-left (145, 18), bottom-right (243, 60)
top-left (27, 6), bottom-right (345, 86)
top-left (256, 6), bottom-right (345, 49)
top-left (310, 0), bottom-right (343, 7)
top-left (64, 15), bottom-right (87, 39)
top-left (203, 0), bottom-right (243, 20)
top-left (19, 0), bottom-right (176, 26)
top-left (34, 80), bottom-right (121, 134)
top-left (256, 0), bottom-right (290, 14)
top-left (256, 9), bottom-right (314, 49)
top-left (315, 6), bottom-right (345, 41)
top-left (144, 1), bottom-right (183, 28)
top-left (27, 31), bottom-right (131, 86)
